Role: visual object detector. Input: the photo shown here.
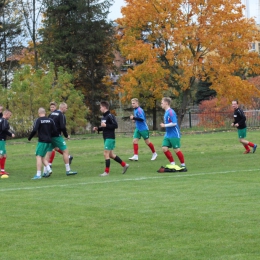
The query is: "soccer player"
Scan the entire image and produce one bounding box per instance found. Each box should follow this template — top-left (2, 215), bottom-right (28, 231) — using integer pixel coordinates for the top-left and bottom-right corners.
top-left (0, 109), bottom-right (15, 175)
top-left (93, 101), bottom-right (129, 176)
top-left (45, 102), bottom-right (77, 176)
top-left (28, 108), bottom-right (55, 179)
top-left (231, 100), bottom-right (257, 154)
top-left (160, 97), bottom-right (187, 171)
top-left (47, 102), bottom-right (73, 168)
top-left (128, 98), bottom-right (157, 161)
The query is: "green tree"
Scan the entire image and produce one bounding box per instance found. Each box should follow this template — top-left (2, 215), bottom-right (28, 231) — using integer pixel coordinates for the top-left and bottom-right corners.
top-left (0, 64), bottom-right (87, 136)
top-left (39, 0), bottom-right (115, 126)
top-left (196, 79), bottom-right (217, 104)
top-left (0, 0), bottom-right (23, 88)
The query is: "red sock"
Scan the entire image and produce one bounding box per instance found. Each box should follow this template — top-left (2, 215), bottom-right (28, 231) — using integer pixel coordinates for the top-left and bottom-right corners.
top-left (57, 149), bottom-right (63, 155)
top-left (244, 145), bottom-right (250, 151)
top-left (49, 151), bottom-right (56, 163)
top-left (164, 151), bottom-right (174, 163)
top-left (121, 161), bottom-right (126, 167)
top-left (148, 143), bottom-right (155, 153)
top-left (248, 142), bottom-right (254, 148)
top-left (176, 151), bottom-right (185, 164)
top-left (134, 144), bottom-right (138, 155)
top-left (105, 167), bottom-right (110, 173)
top-left (0, 157), bottom-right (6, 170)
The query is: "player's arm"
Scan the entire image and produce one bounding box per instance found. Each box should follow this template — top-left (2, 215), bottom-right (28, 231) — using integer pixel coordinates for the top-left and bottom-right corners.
top-left (105, 115), bottom-right (118, 129)
top-left (28, 119), bottom-right (39, 141)
top-left (59, 114), bottom-right (69, 138)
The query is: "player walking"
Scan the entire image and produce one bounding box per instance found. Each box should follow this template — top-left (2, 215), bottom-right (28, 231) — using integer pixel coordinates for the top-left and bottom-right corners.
top-left (129, 98), bottom-right (157, 161)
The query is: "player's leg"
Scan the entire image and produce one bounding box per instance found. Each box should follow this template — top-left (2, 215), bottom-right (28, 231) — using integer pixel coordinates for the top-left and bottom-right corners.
top-left (129, 129), bottom-right (140, 161)
top-left (144, 135), bottom-right (157, 160)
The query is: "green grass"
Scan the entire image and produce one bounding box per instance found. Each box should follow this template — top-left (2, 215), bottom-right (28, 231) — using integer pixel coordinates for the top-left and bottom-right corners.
top-left (1, 131), bottom-right (260, 259)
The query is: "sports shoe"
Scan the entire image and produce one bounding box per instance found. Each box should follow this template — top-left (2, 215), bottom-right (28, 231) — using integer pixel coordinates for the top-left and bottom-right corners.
top-left (31, 175), bottom-right (41, 180)
top-left (122, 164), bottom-right (129, 174)
top-left (243, 150), bottom-right (250, 154)
top-left (66, 170), bottom-right (77, 176)
top-left (179, 166), bottom-right (188, 172)
top-left (253, 144), bottom-right (257, 153)
top-left (151, 153), bottom-right (158, 161)
top-left (0, 171), bottom-right (9, 175)
top-left (42, 169), bottom-right (52, 178)
top-left (129, 155), bottom-right (138, 161)
top-left (100, 172), bottom-right (109, 177)
top-left (69, 155), bottom-right (73, 165)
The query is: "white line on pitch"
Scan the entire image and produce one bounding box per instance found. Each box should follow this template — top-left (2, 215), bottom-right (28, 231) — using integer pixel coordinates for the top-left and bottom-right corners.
top-left (0, 168), bottom-right (258, 192)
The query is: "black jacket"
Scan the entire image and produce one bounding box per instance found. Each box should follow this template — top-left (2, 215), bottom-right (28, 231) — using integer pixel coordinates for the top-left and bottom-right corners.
top-left (0, 118), bottom-right (12, 141)
top-left (233, 108), bottom-right (246, 129)
top-left (98, 110), bottom-right (118, 139)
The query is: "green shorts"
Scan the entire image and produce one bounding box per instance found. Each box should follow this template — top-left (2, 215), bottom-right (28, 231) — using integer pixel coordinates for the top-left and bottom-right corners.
top-left (104, 139), bottom-right (115, 150)
top-left (133, 129), bottom-right (149, 140)
top-left (237, 128), bottom-right (247, 139)
top-left (0, 140), bottom-right (6, 155)
top-left (36, 142), bottom-right (53, 157)
top-left (51, 136), bottom-right (67, 151)
top-left (162, 137), bottom-right (181, 149)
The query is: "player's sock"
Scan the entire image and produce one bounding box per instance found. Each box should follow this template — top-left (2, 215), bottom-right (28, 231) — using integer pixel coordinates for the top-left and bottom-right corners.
top-left (248, 142), bottom-right (255, 148)
top-left (164, 150), bottom-right (174, 163)
top-left (148, 142), bottom-right (156, 153)
top-left (1, 157), bottom-right (6, 170)
top-left (65, 163), bottom-right (70, 171)
top-left (114, 155), bottom-right (126, 166)
top-left (244, 144), bottom-right (250, 151)
top-left (49, 151), bottom-right (55, 163)
top-left (133, 144), bottom-right (138, 155)
top-left (105, 159), bottom-right (110, 173)
top-left (57, 149), bottom-right (63, 155)
top-left (176, 151), bottom-right (185, 164)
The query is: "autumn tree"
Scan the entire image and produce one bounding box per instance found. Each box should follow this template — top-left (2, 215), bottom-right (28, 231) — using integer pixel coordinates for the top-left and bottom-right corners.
top-left (116, 0), bottom-right (260, 127)
top-left (0, 64), bottom-right (87, 136)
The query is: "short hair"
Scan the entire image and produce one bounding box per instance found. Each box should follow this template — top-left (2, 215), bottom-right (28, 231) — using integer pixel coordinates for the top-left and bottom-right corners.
top-left (131, 98), bottom-right (139, 103)
top-left (162, 97), bottom-right (172, 105)
top-left (59, 102), bottom-right (67, 109)
top-left (50, 101), bottom-right (57, 107)
top-left (38, 107), bottom-right (46, 114)
top-left (100, 101), bottom-right (110, 109)
top-left (232, 100), bottom-right (238, 104)
top-left (3, 109), bottom-right (11, 115)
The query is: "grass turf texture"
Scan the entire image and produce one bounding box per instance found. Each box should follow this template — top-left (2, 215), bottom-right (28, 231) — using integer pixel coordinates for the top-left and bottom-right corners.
top-left (1, 131), bottom-right (260, 259)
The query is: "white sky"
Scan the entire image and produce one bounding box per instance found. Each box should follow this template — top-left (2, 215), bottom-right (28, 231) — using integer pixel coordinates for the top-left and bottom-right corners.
top-left (108, 0), bottom-right (259, 22)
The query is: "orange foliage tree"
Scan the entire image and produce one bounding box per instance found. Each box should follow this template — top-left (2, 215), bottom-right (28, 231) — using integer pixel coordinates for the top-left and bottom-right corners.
top-left (116, 0), bottom-right (260, 127)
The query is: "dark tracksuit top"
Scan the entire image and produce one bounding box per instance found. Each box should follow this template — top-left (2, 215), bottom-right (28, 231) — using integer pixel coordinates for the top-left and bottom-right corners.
top-left (98, 110), bottom-right (118, 140)
top-left (48, 110), bottom-right (68, 138)
top-left (233, 108), bottom-right (246, 129)
top-left (28, 116), bottom-right (57, 142)
top-left (0, 118), bottom-right (13, 141)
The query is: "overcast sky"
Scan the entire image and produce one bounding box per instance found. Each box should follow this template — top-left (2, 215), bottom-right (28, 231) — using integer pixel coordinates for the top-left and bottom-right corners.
top-left (108, 0), bottom-right (259, 22)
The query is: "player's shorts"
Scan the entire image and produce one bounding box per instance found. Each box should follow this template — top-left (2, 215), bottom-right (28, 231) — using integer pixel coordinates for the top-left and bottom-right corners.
top-left (237, 128), bottom-right (247, 139)
top-left (133, 129), bottom-right (149, 140)
top-left (51, 136), bottom-right (67, 151)
top-left (162, 137), bottom-right (181, 149)
top-left (36, 142), bottom-right (53, 157)
top-left (0, 140), bottom-right (6, 155)
top-left (104, 138), bottom-right (115, 150)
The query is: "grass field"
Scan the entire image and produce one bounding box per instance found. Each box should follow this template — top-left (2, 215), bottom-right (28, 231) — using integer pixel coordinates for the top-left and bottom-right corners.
top-left (1, 130), bottom-right (260, 260)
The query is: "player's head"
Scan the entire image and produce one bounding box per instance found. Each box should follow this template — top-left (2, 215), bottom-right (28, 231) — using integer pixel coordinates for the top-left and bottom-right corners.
top-left (59, 102), bottom-right (68, 113)
top-left (38, 107), bottom-right (46, 117)
top-left (50, 101), bottom-right (57, 112)
top-left (131, 98), bottom-right (139, 108)
top-left (100, 101), bottom-right (109, 113)
top-left (161, 97), bottom-right (171, 110)
top-left (3, 109), bottom-right (12, 119)
top-left (232, 100), bottom-right (239, 109)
